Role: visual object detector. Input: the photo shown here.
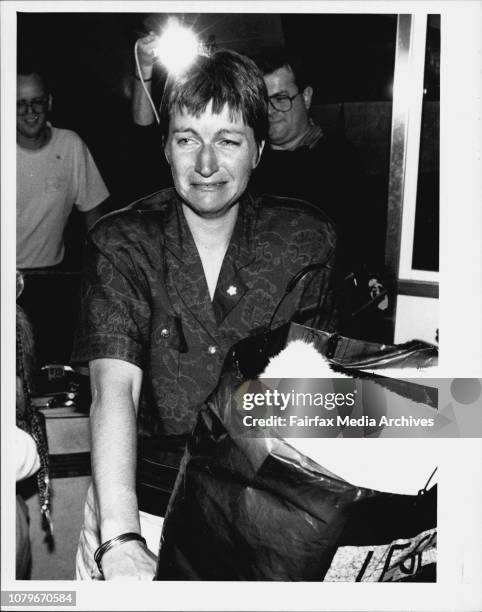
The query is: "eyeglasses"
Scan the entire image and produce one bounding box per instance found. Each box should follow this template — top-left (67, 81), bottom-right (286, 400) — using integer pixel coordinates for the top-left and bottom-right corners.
top-left (17, 97), bottom-right (49, 116)
top-left (268, 92), bottom-right (302, 112)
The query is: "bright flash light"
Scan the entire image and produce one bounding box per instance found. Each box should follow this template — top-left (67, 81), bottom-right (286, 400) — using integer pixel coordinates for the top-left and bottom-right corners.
top-left (156, 18), bottom-right (200, 75)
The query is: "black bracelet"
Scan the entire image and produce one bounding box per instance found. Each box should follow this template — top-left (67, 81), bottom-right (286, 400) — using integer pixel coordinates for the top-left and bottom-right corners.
top-left (94, 532), bottom-right (146, 575)
top-left (135, 74), bottom-right (152, 82)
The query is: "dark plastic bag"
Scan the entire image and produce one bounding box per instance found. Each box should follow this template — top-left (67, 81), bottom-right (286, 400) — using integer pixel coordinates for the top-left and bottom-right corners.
top-left (155, 369), bottom-right (436, 581)
top-left (155, 316), bottom-right (437, 581)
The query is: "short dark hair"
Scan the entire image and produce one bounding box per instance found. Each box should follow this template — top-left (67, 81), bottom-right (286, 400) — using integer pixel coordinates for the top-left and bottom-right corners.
top-left (254, 48), bottom-right (309, 92)
top-left (17, 59), bottom-right (49, 92)
top-left (160, 49), bottom-right (268, 147)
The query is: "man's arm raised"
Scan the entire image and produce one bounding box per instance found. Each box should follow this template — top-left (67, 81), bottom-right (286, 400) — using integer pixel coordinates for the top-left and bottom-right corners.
top-left (89, 358), bottom-right (157, 580)
top-left (132, 34), bottom-right (158, 126)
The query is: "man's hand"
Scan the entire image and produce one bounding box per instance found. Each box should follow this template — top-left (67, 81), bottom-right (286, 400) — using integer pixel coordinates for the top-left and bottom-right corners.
top-left (136, 33), bottom-right (159, 79)
top-left (133, 34), bottom-right (158, 125)
top-left (100, 539), bottom-right (157, 580)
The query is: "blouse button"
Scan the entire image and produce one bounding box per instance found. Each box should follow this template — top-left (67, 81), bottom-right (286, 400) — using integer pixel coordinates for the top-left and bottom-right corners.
top-left (207, 345), bottom-right (217, 355)
top-left (160, 328), bottom-right (170, 338)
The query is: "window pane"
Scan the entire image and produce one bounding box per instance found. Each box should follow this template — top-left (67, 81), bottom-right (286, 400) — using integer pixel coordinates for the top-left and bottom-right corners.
top-left (411, 15), bottom-right (440, 272)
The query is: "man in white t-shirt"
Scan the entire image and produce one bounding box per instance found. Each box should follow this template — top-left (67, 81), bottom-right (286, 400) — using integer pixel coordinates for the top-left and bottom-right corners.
top-left (17, 69), bottom-right (110, 269)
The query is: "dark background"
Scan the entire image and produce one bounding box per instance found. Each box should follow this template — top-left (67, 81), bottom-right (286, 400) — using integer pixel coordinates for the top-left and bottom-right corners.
top-left (17, 12), bottom-right (400, 206)
top-left (16, 12), bottom-right (439, 360)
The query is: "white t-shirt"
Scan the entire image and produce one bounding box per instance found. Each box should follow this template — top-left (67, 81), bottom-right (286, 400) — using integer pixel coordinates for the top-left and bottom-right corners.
top-left (17, 127), bottom-right (109, 268)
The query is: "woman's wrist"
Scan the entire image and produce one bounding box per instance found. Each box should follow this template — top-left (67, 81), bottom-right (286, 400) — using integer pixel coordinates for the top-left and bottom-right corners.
top-left (94, 532), bottom-right (146, 575)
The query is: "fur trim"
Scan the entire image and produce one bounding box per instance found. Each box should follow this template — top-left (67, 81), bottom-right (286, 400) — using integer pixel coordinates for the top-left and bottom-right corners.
top-left (260, 339), bottom-right (348, 380)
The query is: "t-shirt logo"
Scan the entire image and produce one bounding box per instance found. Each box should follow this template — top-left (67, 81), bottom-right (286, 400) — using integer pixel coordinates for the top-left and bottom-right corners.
top-left (45, 177), bottom-right (65, 193)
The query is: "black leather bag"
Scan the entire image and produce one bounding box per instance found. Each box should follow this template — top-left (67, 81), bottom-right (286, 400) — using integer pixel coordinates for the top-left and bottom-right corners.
top-left (227, 320), bottom-right (438, 382)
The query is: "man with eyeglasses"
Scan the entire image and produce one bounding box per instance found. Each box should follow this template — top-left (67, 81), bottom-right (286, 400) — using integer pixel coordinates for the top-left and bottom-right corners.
top-left (252, 49), bottom-right (388, 338)
top-left (259, 53), bottom-right (322, 152)
top-left (251, 48), bottom-right (364, 239)
top-left (16, 66), bottom-right (109, 270)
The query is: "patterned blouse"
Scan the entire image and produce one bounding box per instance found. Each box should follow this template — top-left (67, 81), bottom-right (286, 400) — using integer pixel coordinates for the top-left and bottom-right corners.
top-left (72, 188), bottom-right (338, 495)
